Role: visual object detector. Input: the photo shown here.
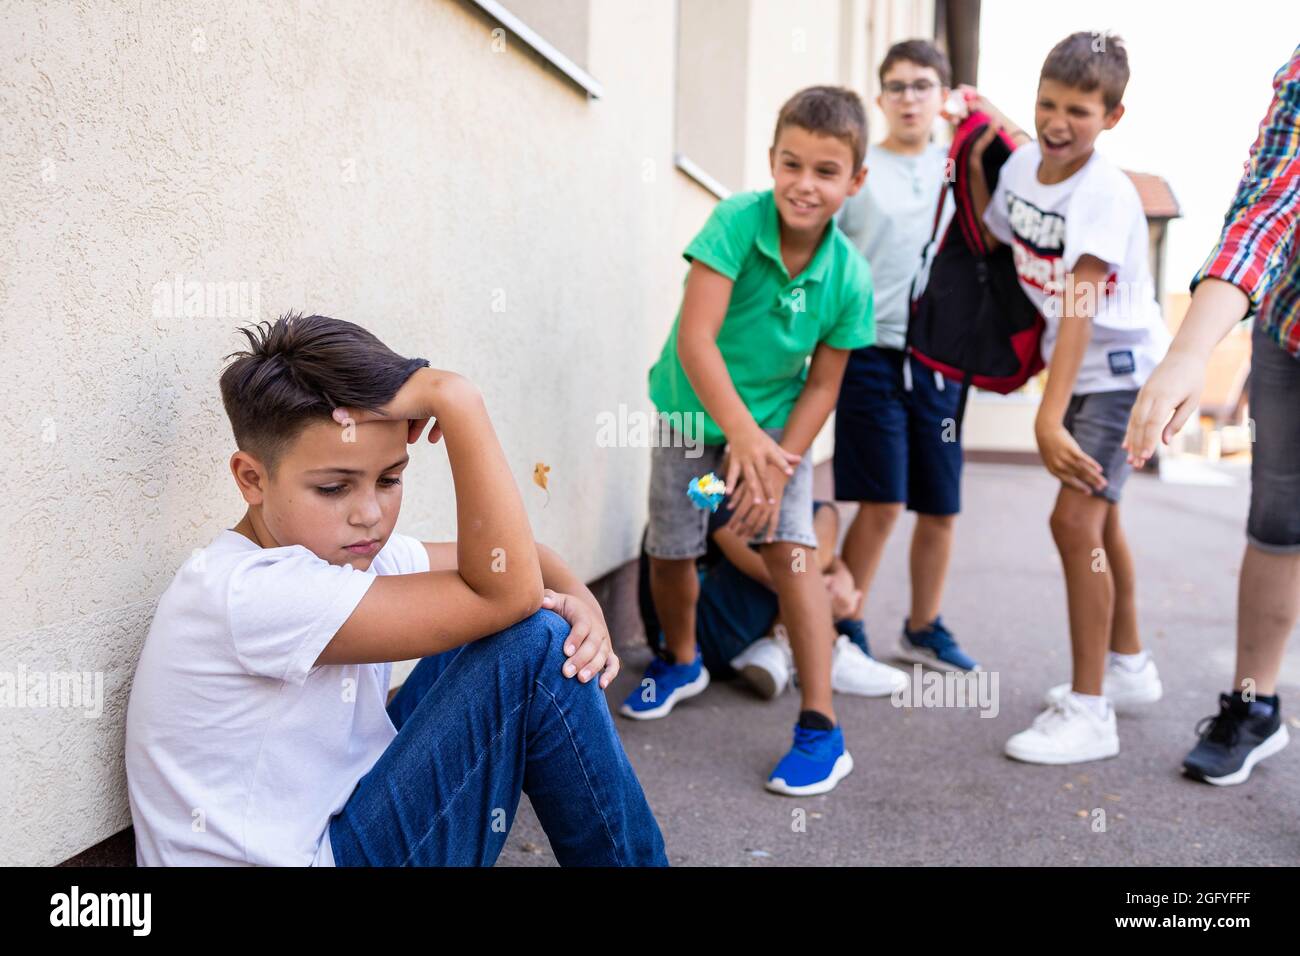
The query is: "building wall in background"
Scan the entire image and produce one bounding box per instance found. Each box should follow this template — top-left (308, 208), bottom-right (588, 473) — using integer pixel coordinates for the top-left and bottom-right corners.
top-left (0, 0), bottom-right (932, 865)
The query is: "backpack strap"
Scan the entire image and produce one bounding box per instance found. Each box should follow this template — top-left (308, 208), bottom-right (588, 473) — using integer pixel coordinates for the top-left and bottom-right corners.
top-left (907, 175), bottom-right (952, 312)
top-left (903, 174), bottom-right (952, 392)
top-left (954, 372), bottom-right (973, 436)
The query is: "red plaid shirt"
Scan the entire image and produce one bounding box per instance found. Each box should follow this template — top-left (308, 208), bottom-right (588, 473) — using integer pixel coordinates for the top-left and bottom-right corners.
top-left (1192, 44), bottom-right (1300, 357)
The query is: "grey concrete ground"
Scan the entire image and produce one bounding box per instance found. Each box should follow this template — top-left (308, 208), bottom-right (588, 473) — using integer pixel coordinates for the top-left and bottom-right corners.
top-left (500, 461), bottom-right (1300, 866)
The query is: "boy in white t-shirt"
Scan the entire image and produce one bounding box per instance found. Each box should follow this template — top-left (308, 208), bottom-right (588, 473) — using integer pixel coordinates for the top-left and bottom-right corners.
top-left (124, 312), bottom-right (667, 866)
top-left (969, 32), bottom-right (1171, 764)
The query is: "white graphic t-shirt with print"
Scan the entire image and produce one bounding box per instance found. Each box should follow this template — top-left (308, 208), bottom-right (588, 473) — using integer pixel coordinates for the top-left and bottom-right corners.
top-left (983, 141), bottom-right (1171, 394)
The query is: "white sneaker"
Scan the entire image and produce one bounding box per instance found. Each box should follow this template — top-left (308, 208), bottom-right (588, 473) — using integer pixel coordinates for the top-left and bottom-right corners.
top-left (830, 636), bottom-right (909, 697)
top-left (729, 628), bottom-right (793, 700)
top-left (1005, 694), bottom-right (1120, 764)
top-left (1045, 656), bottom-right (1163, 713)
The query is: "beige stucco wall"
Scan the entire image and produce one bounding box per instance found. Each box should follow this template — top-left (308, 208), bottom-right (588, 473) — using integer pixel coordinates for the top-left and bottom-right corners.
top-left (0, 0), bottom-right (932, 865)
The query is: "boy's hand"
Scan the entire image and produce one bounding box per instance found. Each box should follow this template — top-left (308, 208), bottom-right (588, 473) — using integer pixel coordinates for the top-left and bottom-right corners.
top-left (1035, 421), bottom-right (1107, 494)
top-left (742, 461), bottom-right (792, 542)
top-left (955, 84), bottom-right (1009, 130)
top-left (330, 367), bottom-right (472, 445)
top-left (1123, 352), bottom-right (1208, 468)
top-left (824, 570), bottom-right (862, 620)
top-left (721, 427), bottom-right (801, 542)
top-left (540, 589), bottom-right (620, 689)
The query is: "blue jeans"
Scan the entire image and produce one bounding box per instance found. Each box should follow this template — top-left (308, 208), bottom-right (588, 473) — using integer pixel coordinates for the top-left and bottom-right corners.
top-left (327, 609), bottom-right (668, 866)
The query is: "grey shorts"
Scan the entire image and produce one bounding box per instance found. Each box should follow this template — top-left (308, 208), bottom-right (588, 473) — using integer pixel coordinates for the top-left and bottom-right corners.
top-left (1062, 388), bottom-right (1139, 503)
top-left (1247, 322), bottom-right (1300, 554)
top-left (645, 425), bottom-right (817, 559)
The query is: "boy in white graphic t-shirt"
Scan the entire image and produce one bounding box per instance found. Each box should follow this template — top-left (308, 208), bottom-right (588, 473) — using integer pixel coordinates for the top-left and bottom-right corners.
top-left (968, 32), bottom-right (1171, 765)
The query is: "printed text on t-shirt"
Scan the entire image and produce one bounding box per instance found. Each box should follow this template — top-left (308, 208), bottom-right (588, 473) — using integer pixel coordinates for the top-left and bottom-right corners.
top-left (1005, 192), bottom-right (1065, 292)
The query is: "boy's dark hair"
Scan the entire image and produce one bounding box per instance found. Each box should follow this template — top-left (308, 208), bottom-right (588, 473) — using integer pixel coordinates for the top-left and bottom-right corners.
top-left (773, 86), bottom-right (868, 171)
top-left (219, 312), bottom-right (429, 477)
top-left (878, 39), bottom-right (952, 88)
top-left (1040, 31), bottom-right (1129, 112)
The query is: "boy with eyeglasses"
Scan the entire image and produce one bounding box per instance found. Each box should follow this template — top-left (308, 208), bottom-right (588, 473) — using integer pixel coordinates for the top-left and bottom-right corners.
top-left (834, 40), bottom-right (979, 673)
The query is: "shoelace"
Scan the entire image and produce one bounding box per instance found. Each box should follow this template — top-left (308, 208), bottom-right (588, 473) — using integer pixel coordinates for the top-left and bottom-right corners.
top-left (1033, 698), bottom-right (1071, 729)
top-left (915, 620), bottom-right (957, 654)
top-left (1194, 700), bottom-right (1243, 748)
top-left (792, 724), bottom-right (830, 755)
top-left (646, 656), bottom-right (680, 681)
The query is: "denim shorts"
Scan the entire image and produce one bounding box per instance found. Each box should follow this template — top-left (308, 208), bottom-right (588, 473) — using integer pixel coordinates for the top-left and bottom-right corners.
top-left (1247, 322), bottom-right (1300, 553)
top-left (1062, 388), bottom-right (1139, 503)
top-left (645, 425), bottom-right (817, 559)
top-left (637, 503), bottom-right (848, 676)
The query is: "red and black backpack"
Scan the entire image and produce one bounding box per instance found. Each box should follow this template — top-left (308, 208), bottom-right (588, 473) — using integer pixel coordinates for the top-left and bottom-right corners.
top-left (906, 111), bottom-right (1045, 427)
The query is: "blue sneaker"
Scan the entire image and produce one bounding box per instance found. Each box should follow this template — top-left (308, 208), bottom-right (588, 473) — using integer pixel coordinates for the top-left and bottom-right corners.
top-left (618, 650), bottom-right (710, 720)
top-left (765, 723), bottom-right (854, 796)
top-left (896, 615), bottom-right (979, 672)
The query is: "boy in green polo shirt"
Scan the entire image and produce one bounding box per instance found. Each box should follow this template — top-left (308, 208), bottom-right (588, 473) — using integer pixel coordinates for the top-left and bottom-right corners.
top-left (621, 86), bottom-right (876, 796)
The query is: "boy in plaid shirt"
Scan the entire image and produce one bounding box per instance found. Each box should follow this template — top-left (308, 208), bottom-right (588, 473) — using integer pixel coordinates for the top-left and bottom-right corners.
top-left (1126, 43), bottom-right (1300, 786)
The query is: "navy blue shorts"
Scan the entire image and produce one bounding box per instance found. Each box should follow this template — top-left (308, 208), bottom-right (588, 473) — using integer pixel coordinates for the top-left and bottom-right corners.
top-left (833, 346), bottom-right (964, 515)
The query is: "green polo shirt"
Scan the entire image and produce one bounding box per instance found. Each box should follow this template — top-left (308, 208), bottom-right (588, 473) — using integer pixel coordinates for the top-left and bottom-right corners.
top-left (648, 190), bottom-right (874, 446)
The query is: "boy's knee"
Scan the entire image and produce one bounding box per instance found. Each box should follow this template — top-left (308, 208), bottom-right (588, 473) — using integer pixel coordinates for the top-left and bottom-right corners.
top-left (916, 512), bottom-right (956, 532)
top-left (858, 502), bottom-right (903, 530)
top-left (1049, 504), bottom-right (1099, 546)
top-left (493, 608), bottom-right (572, 674)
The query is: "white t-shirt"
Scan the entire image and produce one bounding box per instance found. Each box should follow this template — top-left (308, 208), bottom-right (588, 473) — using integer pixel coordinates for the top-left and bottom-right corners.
top-left (125, 528), bottom-right (430, 866)
top-left (982, 141), bottom-right (1171, 393)
top-left (837, 142), bottom-right (955, 350)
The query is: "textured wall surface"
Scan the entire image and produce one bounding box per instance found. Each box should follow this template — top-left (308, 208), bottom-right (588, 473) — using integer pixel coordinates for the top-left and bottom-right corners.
top-left (0, 0), bottom-right (922, 865)
top-left (0, 0), bottom-right (698, 866)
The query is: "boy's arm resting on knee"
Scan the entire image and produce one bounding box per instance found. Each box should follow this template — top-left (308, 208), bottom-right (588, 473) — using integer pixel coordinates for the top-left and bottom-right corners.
top-left (317, 375), bottom-right (544, 666)
top-left (422, 540), bottom-right (603, 619)
top-left (535, 542), bottom-right (604, 621)
top-left (422, 541), bottom-right (459, 572)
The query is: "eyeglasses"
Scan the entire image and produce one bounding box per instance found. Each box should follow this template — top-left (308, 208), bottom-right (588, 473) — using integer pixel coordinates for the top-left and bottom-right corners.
top-left (882, 79), bottom-right (938, 99)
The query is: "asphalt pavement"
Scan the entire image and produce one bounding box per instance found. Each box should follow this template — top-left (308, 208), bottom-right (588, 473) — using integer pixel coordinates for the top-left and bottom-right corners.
top-left (500, 461), bottom-right (1300, 866)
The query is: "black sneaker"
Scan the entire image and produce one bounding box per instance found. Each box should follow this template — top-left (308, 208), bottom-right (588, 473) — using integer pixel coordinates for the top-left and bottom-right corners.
top-left (1182, 693), bottom-right (1290, 786)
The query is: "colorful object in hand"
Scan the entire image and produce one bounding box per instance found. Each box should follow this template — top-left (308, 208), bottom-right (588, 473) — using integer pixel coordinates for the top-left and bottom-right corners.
top-left (687, 472), bottom-right (727, 512)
